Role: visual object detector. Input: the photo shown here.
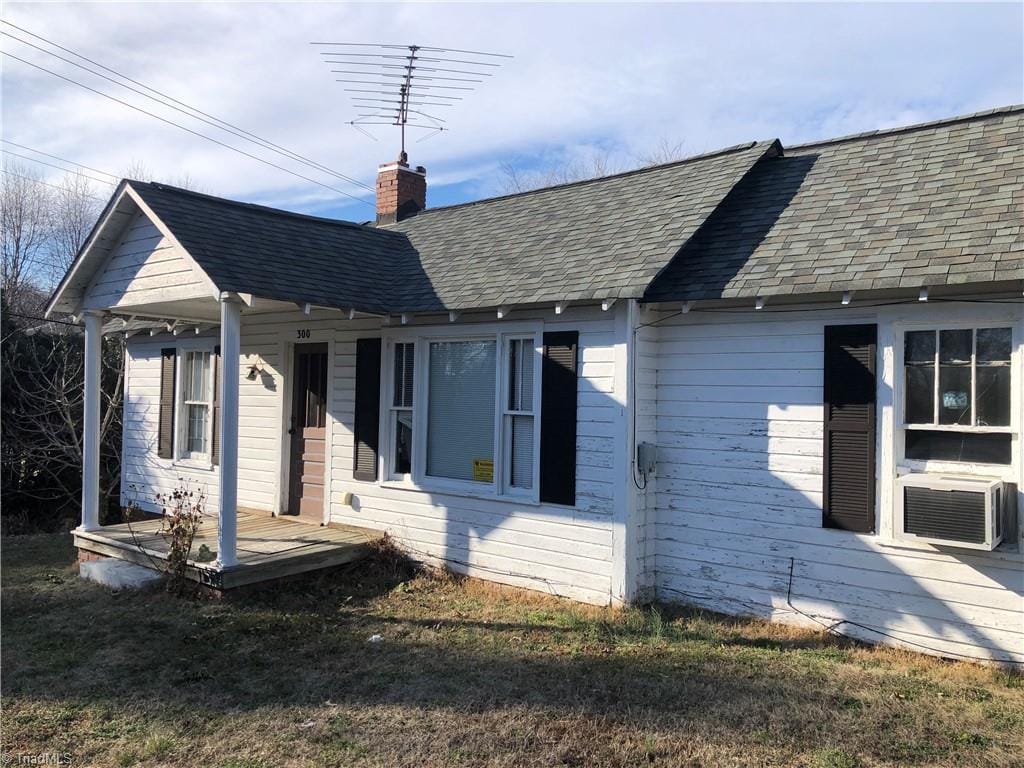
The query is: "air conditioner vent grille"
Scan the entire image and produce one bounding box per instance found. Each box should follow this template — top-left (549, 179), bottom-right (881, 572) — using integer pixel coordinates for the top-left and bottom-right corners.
top-left (903, 486), bottom-right (987, 544)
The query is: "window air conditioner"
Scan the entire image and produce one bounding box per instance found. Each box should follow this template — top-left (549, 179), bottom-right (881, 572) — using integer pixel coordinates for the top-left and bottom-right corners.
top-left (896, 473), bottom-right (1005, 551)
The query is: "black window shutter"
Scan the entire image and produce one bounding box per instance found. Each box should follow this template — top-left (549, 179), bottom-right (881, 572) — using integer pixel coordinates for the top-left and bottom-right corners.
top-left (158, 348), bottom-right (176, 459)
top-left (823, 324), bottom-right (877, 533)
top-left (353, 338), bottom-right (382, 481)
top-left (540, 331), bottom-right (579, 505)
top-left (211, 345), bottom-right (221, 466)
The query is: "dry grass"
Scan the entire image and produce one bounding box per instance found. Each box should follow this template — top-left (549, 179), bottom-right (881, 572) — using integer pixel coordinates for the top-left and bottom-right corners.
top-left (2, 533), bottom-right (1022, 768)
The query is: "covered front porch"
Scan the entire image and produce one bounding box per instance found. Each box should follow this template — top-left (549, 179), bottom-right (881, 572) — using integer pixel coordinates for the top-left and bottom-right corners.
top-left (44, 181), bottom-right (393, 586)
top-left (75, 509), bottom-right (383, 590)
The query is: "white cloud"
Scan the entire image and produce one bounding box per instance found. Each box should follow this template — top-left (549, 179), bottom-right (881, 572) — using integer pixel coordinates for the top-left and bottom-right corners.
top-left (3, 1), bottom-right (1021, 219)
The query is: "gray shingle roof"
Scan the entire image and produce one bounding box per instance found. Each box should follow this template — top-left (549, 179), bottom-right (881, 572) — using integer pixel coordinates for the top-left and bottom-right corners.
top-left (645, 105), bottom-right (1024, 302)
top-left (112, 106), bottom-right (1023, 316)
top-left (131, 140), bottom-right (774, 314)
top-left (130, 183), bottom-right (420, 314)
top-left (383, 141), bottom-right (777, 310)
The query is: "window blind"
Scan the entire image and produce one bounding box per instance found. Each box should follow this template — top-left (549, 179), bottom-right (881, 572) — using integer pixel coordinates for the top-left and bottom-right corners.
top-left (427, 340), bottom-right (496, 482)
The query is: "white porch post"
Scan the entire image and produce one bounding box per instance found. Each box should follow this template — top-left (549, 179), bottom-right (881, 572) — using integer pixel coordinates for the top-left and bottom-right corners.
top-left (79, 310), bottom-right (103, 531)
top-left (216, 294), bottom-right (241, 568)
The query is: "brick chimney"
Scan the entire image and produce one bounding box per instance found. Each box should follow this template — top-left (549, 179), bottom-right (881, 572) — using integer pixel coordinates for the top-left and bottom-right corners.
top-left (376, 152), bottom-right (426, 225)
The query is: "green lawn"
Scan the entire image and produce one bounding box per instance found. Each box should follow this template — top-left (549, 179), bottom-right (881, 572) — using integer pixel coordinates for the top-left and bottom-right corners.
top-left (2, 533), bottom-right (1022, 767)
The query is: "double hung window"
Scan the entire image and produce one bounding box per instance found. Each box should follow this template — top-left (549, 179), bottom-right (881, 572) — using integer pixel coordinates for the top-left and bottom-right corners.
top-left (902, 327), bottom-right (1013, 465)
top-left (179, 349), bottom-right (213, 461)
top-left (384, 331), bottom-right (540, 497)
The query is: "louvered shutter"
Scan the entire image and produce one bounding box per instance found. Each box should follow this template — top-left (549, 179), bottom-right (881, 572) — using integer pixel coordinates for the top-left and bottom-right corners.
top-left (353, 338), bottom-right (382, 481)
top-left (211, 345), bottom-right (221, 466)
top-left (540, 331), bottom-right (578, 505)
top-left (158, 348), bottom-right (176, 459)
top-left (823, 324), bottom-right (877, 533)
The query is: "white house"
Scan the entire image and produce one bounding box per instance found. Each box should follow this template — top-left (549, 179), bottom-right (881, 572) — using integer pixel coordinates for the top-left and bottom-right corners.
top-left (47, 106), bottom-right (1023, 663)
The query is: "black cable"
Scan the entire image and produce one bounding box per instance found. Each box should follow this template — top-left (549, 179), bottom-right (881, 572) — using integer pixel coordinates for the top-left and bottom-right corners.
top-left (2, 139), bottom-right (119, 181)
top-left (5, 312), bottom-right (78, 326)
top-left (1, 168), bottom-right (107, 201)
top-left (2, 150), bottom-right (115, 186)
top-left (2, 51), bottom-right (374, 207)
top-left (0, 25), bottom-right (374, 193)
top-left (783, 557), bottom-right (1023, 665)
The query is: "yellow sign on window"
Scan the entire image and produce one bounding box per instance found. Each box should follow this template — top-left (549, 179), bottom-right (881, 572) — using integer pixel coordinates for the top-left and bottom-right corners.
top-left (472, 458), bottom-right (494, 482)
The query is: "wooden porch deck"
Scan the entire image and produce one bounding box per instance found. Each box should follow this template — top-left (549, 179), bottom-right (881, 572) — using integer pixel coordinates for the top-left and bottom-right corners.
top-left (74, 510), bottom-right (384, 590)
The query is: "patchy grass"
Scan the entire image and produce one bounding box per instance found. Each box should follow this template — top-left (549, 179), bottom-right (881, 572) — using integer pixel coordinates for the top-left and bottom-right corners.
top-left (2, 533), bottom-right (1022, 767)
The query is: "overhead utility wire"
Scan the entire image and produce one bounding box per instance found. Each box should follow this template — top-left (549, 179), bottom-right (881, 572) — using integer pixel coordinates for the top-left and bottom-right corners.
top-left (1, 139), bottom-right (119, 181)
top-left (1, 150), bottom-right (116, 186)
top-left (1, 51), bottom-right (374, 207)
top-left (0, 23), bottom-right (374, 193)
top-left (0, 168), bottom-right (107, 201)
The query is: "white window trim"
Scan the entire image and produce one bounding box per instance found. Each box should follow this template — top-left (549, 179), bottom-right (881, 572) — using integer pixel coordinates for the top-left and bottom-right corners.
top-left (379, 322), bottom-right (543, 502)
top-left (173, 340), bottom-right (217, 471)
top-left (499, 335), bottom-right (542, 499)
top-left (894, 321), bottom-right (1019, 481)
top-left (385, 341), bottom-right (415, 482)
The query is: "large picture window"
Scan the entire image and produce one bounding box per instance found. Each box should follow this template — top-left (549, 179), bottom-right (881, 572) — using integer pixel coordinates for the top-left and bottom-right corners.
top-left (903, 327), bottom-right (1013, 465)
top-left (383, 331), bottom-right (541, 497)
top-left (178, 349), bottom-right (213, 461)
top-left (427, 340), bottom-right (497, 483)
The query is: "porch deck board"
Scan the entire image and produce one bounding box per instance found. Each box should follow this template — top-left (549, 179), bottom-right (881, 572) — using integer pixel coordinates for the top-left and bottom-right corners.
top-left (74, 510), bottom-right (383, 590)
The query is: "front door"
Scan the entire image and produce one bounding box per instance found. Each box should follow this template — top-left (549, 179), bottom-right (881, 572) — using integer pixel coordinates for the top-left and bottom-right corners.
top-left (288, 343), bottom-right (328, 522)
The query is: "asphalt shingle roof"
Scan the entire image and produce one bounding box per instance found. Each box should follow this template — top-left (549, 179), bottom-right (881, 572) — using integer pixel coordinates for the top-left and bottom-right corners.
top-left (115, 106), bottom-right (1022, 315)
top-left (130, 184), bottom-right (418, 314)
top-left (130, 140), bottom-right (773, 313)
top-left (645, 105), bottom-right (1024, 302)
top-left (382, 141), bottom-right (777, 310)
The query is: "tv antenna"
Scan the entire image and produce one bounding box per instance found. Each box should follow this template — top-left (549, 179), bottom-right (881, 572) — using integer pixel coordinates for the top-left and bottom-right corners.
top-left (311, 42), bottom-right (511, 160)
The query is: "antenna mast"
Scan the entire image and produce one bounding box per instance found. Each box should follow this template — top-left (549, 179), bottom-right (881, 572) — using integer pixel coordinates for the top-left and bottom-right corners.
top-left (311, 41), bottom-right (511, 158)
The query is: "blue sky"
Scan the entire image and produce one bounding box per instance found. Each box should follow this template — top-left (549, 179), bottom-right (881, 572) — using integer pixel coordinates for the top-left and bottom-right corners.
top-left (3, 2), bottom-right (1022, 221)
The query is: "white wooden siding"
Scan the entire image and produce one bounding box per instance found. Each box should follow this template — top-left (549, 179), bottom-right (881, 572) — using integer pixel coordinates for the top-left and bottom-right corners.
top-left (327, 304), bottom-right (623, 605)
top-left (82, 212), bottom-right (211, 310)
top-left (122, 304), bottom-right (625, 605)
top-left (651, 307), bottom-right (1024, 664)
top-left (122, 334), bottom-right (223, 512)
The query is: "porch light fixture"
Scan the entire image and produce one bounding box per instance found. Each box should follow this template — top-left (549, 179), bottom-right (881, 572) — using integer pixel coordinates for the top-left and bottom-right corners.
top-left (246, 362), bottom-right (265, 381)
top-left (918, 287), bottom-right (929, 302)
top-left (841, 291), bottom-right (852, 306)
top-left (755, 296), bottom-right (766, 310)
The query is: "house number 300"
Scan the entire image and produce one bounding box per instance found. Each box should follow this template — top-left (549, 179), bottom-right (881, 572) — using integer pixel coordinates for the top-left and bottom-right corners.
top-left (296, 329), bottom-right (311, 339)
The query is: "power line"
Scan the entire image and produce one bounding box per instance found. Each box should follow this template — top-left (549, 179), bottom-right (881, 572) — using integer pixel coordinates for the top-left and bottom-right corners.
top-left (0, 168), bottom-right (107, 201)
top-left (2, 50), bottom-right (374, 207)
top-left (1, 22), bottom-right (374, 193)
top-left (1, 139), bottom-right (119, 181)
top-left (1, 150), bottom-right (115, 186)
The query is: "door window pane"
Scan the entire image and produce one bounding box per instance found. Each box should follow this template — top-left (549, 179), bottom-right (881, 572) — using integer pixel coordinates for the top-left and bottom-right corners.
top-left (427, 341), bottom-right (496, 482)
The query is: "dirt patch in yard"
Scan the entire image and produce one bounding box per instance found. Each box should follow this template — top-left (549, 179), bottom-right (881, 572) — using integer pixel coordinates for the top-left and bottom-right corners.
top-left (2, 534), bottom-right (1021, 767)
